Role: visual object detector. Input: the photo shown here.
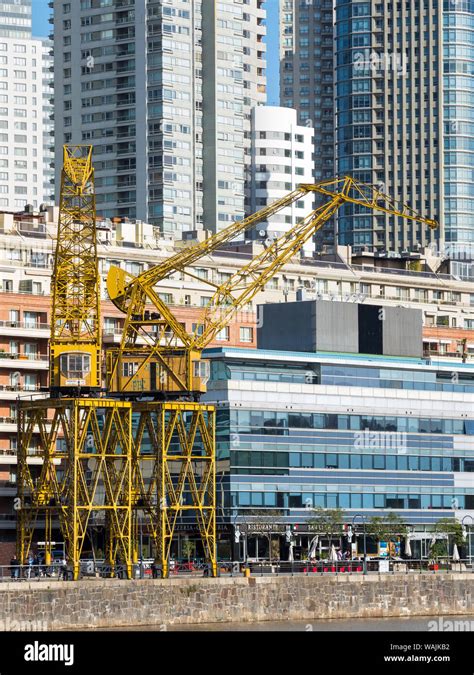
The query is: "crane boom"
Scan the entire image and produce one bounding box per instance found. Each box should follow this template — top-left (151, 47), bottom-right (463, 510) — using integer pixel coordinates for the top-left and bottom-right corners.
top-left (50, 145), bottom-right (101, 396)
top-left (105, 176), bottom-right (438, 398)
top-left (195, 176), bottom-right (438, 346)
top-left (107, 186), bottom-right (309, 313)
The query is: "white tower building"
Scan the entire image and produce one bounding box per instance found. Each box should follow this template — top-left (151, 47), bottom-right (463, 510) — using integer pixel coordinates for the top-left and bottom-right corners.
top-left (250, 106), bottom-right (315, 252)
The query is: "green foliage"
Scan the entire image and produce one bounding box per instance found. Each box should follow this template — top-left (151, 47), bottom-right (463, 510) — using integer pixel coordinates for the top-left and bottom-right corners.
top-left (429, 540), bottom-right (448, 561)
top-left (181, 539), bottom-right (195, 562)
top-left (367, 513), bottom-right (408, 546)
top-left (434, 518), bottom-right (465, 546)
top-left (307, 507), bottom-right (345, 545)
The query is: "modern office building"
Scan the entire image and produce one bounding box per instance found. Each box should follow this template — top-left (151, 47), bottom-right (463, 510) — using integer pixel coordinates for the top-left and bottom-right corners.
top-left (52, 0), bottom-right (266, 234)
top-left (249, 106), bottom-right (315, 251)
top-left (0, 1), bottom-right (54, 210)
top-left (203, 345), bottom-right (474, 561)
top-left (279, 0), bottom-right (335, 248)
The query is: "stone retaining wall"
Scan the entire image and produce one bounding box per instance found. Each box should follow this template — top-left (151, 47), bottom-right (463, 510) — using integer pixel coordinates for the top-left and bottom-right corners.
top-left (0, 574), bottom-right (472, 629)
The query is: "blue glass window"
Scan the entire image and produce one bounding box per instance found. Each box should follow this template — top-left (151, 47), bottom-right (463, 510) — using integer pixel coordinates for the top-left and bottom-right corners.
top-left (350, 454), bottom-right (362, 469)
top-left (239, 492), bottom-right (251, 506)
top-left (362, 494), bottom-right (373, 508)
top-left (339, 493), bottom-right (350, 508)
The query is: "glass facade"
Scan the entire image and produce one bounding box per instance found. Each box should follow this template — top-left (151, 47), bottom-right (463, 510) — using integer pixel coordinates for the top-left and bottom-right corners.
top-left (205, 348), bottom-right (474, 535)
top-left (444, 1), bottom-right (474, 246)
top-left (334, 0), bottom-right (441, 253)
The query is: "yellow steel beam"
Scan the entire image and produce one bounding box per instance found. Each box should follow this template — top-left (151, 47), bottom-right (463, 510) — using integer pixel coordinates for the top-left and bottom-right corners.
top-left (105, 176), bottom-right (438, 397)
top-left (17, 398), bottom-right (133, 580)
top-left (131, 402), bottom-right (216, 577)
top-left (50, 145), bottom-right (101, 394)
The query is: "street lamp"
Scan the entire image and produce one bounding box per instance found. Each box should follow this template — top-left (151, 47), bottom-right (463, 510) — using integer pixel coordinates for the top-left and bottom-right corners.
top-left (462, 515), bottom-right (473, 568)
top-left (352, 513), bottom-right (367, 575)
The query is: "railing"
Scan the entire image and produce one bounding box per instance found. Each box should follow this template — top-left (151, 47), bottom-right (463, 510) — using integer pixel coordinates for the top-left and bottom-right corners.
top-left (239, 558), bottom-right (473, 576)
top-left (0, 353), bottom-right (48, 361)
top-left (0, 321), bottom-right (49, 331)
top-left (0, 558), bottom-right (471, 581)
top-left (0, 289), bottom-right (46, 296)
top-left (0, 384), bottom-right (42, 392)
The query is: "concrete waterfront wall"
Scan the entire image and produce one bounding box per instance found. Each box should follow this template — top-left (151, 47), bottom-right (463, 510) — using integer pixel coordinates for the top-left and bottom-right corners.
top-left (0, 574), bottom-right (472, 629)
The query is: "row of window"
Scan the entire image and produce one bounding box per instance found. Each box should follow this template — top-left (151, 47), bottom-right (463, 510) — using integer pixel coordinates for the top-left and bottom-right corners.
top-left (224, 410), bottom-right (473, 436)
top-left (233, 491), bottom-right (473, 510)
top-left (231, 450), bottom-right (474, 473)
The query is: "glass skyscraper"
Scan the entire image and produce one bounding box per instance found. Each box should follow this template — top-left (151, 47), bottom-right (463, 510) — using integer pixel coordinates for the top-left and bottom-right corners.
top-left (334, 0), bottom-right (441, 253)
top-left (444, 0), bottom-right (474, 252)
top-left (284, 1), bottom-right (474, 262)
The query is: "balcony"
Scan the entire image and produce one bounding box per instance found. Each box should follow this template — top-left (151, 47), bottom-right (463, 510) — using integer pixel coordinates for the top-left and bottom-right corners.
top-left (0, 321), bottom-right (49, 339)
top-left (0, 384), bottom-right (44, 400)
top-left (423, 349), bottom-right (473, 362)
top-left (0, 353), bottom-right (49, 370)
top-left (0, 449), bottom-right (59, 466)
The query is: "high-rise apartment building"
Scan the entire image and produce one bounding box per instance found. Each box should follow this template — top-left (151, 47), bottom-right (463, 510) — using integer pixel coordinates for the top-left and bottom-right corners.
top-left (281, 1), bottom-right (474, 265)
top-left (41, 38), bottom-right (54, 206)
top-left (280, 0), bottom-right (335, 248)
top-left (0, 1), bottom-right (54, 211)
top-left (334, 0), bottom-right (441, 254)
top-left (53, 0), bottom-right (266, 235)
top-left (0, 0), bottom-right (32, 39)
top-left (249, 106), bottom-right (315, 252)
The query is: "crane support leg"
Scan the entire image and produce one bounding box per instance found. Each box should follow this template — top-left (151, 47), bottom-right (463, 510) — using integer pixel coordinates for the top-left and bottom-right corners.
top-left (132, 401), bottom-right (217, 578)
top-left (17, 398), bottom-right (133, 580)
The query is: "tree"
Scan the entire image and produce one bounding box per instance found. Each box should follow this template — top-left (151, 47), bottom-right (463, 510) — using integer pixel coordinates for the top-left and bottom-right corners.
top-left (428, 540), bottom-right (448, 562)
top-left (307, 507), bottom-right (346, 548)
top-left (367, 513), bottom-right (408, 557)
top-left (434, 518), bottom-right (465, 547)
top-left (181, 539), bottom-right (195, 564)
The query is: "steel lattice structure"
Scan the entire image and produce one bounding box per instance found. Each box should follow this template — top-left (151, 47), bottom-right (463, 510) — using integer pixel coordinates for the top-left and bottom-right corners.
top-left (17, 398), bottom-right (133, 580)
top-left (17, 154), bottom-right (439, 580)
top-left (105, 176), bottom-right (438, 398)
top-left (131, 402), bottom-right (216, 577)
top-left (50, 145), bottom-right (101, 396)
top-left (17, 147), bottom-right (134, 579)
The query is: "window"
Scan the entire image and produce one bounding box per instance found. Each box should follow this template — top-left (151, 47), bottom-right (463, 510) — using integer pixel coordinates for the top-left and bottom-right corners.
top-left (24, 312), bottom-right (39, 328)
top-left (60, 353), bottom-right (91, 380)
top-left (192, 323), bottom-right (204, 337)
top-left (216, 327), bottom-right (229, 341)
top-left (240, 327), bottom-right (253, 343)
top-left (24, 343), bottom-right (37, 358)
top-left (122, 362), bottom-right (138, 378)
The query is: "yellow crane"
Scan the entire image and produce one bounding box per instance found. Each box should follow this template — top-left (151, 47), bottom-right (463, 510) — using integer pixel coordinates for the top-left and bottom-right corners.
top-left (106, 176), bottom-right (437, 399)
top-left (103, 176), bottom-right (437, 576)
top-left (50, 145), bottom-right (101, 396)
top-left (17, 146), bottom-right (133, 580)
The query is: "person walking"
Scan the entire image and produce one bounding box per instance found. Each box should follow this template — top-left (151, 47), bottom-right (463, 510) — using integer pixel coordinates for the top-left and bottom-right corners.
top-left (26, 553), bottom-right (34, 579)
top-left (9, 554), bottom-right (19, 580)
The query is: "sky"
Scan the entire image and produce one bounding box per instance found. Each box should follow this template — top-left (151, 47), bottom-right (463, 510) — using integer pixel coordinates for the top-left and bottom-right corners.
top-left (31, 0), bottom-right (280, 104)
